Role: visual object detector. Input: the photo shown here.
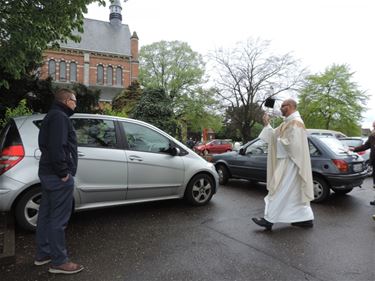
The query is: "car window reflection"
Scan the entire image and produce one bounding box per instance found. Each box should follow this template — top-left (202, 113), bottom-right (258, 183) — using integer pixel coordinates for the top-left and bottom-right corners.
top-left (245, 139), bottom-right (268, 155)
top-left (121, 122), bottom-right (170, 153)
top-left (72, 118), bottom-right (117, 148)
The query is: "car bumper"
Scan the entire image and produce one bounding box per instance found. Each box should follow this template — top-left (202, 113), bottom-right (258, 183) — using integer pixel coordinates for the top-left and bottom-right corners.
top-left (0, 176), bottom-right (26, 211)
top-left (325, 170), bottom-right (367, 188)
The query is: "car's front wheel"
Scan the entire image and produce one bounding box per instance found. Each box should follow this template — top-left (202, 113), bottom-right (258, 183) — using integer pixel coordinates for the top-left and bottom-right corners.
top-left (312, 175), bottom-right (330, 203)
top-left (15, 186), bottom-right (42, 231)
top-left (216, 164), bottom-right (229, 185)
top-left (184, 174), bottom-right (214, 206)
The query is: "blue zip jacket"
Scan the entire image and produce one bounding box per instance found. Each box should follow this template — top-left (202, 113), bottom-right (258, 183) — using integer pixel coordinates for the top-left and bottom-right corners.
top-left (38, 101), bottom-right (78, 178)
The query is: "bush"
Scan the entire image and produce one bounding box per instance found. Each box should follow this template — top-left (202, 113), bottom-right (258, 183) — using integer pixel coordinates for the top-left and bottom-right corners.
top-left (101, 103), bottom-right (128, 118)
top-left (0, 99), bottom-right (32, 129)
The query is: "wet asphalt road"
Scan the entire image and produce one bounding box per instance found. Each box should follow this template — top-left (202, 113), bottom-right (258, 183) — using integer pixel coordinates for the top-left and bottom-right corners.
top-left (1, 178), bottom-right (374, 281)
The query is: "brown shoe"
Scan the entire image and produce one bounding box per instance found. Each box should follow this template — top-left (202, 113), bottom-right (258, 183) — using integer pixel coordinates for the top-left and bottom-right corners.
top-left (49, 262), bottom-right (84, 274)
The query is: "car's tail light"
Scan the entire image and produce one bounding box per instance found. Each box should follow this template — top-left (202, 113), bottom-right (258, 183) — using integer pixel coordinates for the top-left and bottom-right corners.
top-left (332, 159), bottom-right (349, 172)
top-left (0, 145), bottom-right (25, 175)
top-left (356, 151), bottom-right (366, 156)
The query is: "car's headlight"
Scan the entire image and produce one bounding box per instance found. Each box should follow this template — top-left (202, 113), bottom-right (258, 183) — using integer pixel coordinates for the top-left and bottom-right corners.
top-left (206, 162), bottom-right (215, 169)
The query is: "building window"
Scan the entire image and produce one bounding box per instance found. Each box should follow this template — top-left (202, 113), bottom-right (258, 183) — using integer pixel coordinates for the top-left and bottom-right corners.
top-left (107, 66), bottom-right (113, 85)
top-left (59, 61), bottom-right (66, 81)
top-left (116, 67), bottom-right (122, 86)
top-left (97, 65), bottom-right (104, 84)
top-left (48, 59), bottom-right (56, 80)
top-left (70, 62), bottom-right (77, 82)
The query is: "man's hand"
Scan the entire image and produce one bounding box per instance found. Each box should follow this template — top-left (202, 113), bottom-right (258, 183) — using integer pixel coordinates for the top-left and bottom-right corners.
top-left (263, 113), bottom-right (270, 126)
top-left (61, 174), bottom-right (70, 182)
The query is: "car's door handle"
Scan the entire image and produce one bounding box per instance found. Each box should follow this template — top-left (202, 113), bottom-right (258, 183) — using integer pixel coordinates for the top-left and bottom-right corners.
top-left (78, 152), bottom-right (85, 157)
top-left (129, 155), bottom-right (143, 161)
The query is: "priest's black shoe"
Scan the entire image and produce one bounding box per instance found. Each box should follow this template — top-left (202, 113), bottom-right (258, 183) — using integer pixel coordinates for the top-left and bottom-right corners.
top-left (252, 217), bottom-right (273, 230)
top-left (291, 220), bottom-right (313, 228)
top-left (370, 200), bottom-right (375, 206)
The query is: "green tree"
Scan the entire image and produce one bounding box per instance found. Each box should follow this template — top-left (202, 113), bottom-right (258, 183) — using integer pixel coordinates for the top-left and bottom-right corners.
top-left (139, 40), bottom-right (216, 139)
top-left (71, 83), bottom-right (101, 113)
top-left (176, 88), bottom-right (223, 141)
top-left (0, 74), bottom-right (56, 120)
top-left (112, 80), bottom-right (142, 115)
top-left (139, 40), bottom-right (205, 101)
top-left (210, 38), bottom-right (306, 142)
top-left (0, 0), bottom-right (106, 87)
top-left (131, 88), bottom-right (175, 135)
top-left (299, 64), bottom-right (367, 136)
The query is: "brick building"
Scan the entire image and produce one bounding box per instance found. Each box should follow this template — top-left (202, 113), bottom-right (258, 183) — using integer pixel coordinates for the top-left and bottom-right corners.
top-left (40, 0), bottom-right (139, 102)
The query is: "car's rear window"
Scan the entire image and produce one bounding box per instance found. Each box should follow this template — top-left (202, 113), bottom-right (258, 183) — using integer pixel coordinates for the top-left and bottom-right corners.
top-left (319, 137), bottom-right (350, 155)
top-left (0, 120), bottom-right (22, 151)
top-left (33, 120), bottom-right (43, 129)
top-left (340, 139), bottom-right (363, 147)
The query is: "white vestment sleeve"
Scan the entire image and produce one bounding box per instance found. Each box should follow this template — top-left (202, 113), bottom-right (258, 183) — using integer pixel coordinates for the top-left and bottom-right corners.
top-left (259, 124), bottom-right (274, 144)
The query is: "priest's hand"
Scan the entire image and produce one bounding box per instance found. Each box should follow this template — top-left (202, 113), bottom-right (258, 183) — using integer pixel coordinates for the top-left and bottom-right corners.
top-left (263, 113), bottom-right (270, 126)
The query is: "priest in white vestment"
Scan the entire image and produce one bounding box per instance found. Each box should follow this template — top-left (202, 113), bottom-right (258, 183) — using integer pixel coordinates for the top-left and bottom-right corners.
top-left (252, 99), bottom-right (314, 230)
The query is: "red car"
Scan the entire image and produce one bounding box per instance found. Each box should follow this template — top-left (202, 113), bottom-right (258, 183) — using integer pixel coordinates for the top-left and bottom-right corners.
top-left (194, 139), bottom-right (233, 155)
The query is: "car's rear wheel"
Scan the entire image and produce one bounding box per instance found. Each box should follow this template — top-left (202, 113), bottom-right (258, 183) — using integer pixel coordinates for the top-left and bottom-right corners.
top-left (15, 186), bottom-right (42, 231)
top-left (216, 164), bottom-right (229, 185)
top-left (312, 175), bottom-right (330, 203)
top-left (332, 187), bottom-right (353, 195)
top-left (185, 174), bottom-right (214, 206)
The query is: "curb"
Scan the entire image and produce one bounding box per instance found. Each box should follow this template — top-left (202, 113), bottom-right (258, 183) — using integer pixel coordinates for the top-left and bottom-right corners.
top-left (0, 212), bottom-right (15, 265)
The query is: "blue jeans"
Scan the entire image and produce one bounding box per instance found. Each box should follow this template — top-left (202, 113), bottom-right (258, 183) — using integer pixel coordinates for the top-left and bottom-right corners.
top-left (35, 174), bottom-right (74, 266)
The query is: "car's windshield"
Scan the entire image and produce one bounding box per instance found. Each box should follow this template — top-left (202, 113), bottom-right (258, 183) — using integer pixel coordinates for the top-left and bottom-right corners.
top-left (319, 137), bottom-right (350, 155)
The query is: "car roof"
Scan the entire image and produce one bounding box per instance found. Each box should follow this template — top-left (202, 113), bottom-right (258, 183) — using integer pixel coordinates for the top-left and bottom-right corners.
top-left (12, 113), bottom-right (172, 138)
top-left (14, 113), bottom-right (148, 125)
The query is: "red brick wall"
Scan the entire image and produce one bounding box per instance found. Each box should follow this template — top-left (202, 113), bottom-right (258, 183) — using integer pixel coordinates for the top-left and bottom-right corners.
top-left (41, 50), bottom-right (85, 83)
top-left (41, 49), bottom-right (136, 89)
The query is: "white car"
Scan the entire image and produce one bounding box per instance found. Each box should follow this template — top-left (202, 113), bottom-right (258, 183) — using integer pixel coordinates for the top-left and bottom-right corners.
top-left (0, 114), bottom-right (219, 231)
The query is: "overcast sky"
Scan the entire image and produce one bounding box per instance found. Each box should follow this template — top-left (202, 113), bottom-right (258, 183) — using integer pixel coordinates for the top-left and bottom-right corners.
top-left (86, 0), bottom-right (375, 128)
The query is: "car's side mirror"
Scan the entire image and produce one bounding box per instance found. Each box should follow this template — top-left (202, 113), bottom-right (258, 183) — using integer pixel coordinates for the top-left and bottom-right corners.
top-left (239, 148), bottom-right (245, 155)
top-left (170, 147), bottom-right (180, 156)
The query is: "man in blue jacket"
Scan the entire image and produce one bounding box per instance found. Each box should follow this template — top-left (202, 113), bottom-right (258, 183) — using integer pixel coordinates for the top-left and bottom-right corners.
top-left (34, 88), bottom-right (82, 274)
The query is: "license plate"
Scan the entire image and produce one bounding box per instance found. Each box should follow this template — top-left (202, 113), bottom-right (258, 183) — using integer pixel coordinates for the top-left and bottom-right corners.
top-left (353, 163), bottom-right (362, 172)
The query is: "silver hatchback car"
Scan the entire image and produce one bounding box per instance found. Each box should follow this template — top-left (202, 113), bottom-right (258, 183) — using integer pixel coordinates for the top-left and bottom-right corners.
top-left (0, 114), bottom-right (219, 231)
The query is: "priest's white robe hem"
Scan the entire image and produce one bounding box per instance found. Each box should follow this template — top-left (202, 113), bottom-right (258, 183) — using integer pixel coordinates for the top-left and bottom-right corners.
top-left (264, 158), bottom-right (314, 223)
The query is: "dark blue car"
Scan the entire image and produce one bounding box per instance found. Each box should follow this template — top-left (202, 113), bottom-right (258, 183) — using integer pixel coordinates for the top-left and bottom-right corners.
top-left (212, 136), bottom-right (368, 202)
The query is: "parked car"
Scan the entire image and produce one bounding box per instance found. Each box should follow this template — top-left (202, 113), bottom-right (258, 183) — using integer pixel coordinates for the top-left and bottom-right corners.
top-left (339, 137), bottom-right (372, 175)
top-left (307, 129), bottom-right (347, 139)
top-left (194, 139), bottom-right (233, 155)
top-left (212, 136), bottom-right (367, 203)
top-left (0, 114), bottom-right (219, 231)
